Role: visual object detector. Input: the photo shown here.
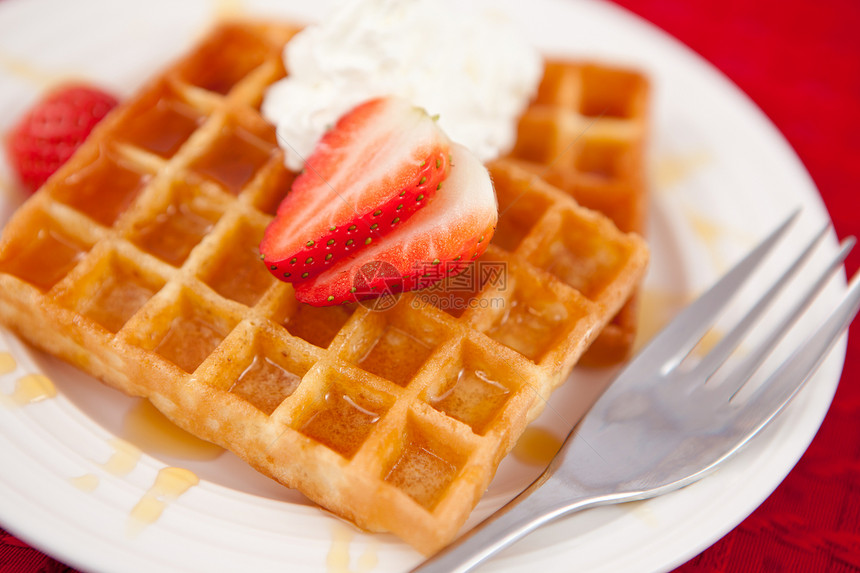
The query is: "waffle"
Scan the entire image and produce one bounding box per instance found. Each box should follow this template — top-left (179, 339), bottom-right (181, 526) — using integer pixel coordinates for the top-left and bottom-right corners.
top-left (506, 60), bottom-right (650, 366)
top-left (0, 21), bottom-right (648, 553)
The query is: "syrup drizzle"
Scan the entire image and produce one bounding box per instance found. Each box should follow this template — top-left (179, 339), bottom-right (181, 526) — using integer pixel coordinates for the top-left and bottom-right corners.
top-left (103, 438), bottom-right (142, 476)
top-left (3, 374), bottom-right (57, 406)
top-left (70, 474), bottom-right (99, 492)
top-left (70, 439), bottom-right (142, 493)
top-left (653, 151), bottom-right (712, 191)
top-left (212, 0), bottom-right (245, 20)
top-left (0, 52), bottom-right (80, 89)
top-left (0, 352), bottom-right (16, 375)
top-left (122, 399), bottom-right (223, 461)
top-left (627, 499), bottom-right (660, 528)
top-left (512, 427), bottom-right (562, 466)
top-left (634, 288), bottom-right (689, 352)
top-left (654, 151), bottom-right (753, 276)
top-left (635, 288), bottom-right (725, 356)
top-left (127, 467), bottom-right (199, 537)
top-left (327, 522), bottom-right (379, 573)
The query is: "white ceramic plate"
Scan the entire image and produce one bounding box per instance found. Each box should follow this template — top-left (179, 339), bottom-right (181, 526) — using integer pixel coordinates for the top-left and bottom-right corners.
top-left (0, 1), bottom-right (847, 572)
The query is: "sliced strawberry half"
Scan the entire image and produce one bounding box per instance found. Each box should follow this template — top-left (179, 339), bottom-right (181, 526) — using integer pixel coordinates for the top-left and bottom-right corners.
top-left (294, 143), bottom-right (497, 306)
top-left (260, 97), bottom-right (451, 282)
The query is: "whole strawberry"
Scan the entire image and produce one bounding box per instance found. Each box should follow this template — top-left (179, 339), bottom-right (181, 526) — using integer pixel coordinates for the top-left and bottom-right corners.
top-left (5, 85), bottom-right (118, 192)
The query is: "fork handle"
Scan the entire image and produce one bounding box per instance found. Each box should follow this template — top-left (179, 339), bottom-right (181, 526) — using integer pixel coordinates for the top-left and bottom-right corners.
top-left (411, 474), bottom-right (600, 573)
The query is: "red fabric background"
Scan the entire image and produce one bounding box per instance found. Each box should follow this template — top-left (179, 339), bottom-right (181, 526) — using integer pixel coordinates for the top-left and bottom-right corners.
top-left (609, 0), bottom-right (860, 572)
top-left (1, 0), bottom-right (859, 571)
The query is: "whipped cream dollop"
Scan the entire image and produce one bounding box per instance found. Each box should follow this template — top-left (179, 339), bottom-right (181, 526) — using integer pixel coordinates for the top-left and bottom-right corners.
top-left (262, 0), bottom-right (542, 171)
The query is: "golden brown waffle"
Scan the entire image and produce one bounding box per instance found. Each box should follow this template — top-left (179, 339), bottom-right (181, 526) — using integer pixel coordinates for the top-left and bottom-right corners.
top-left (0, 22), bottom-right (648, 553)
top-left (506, 60), bottom-right (650, 366)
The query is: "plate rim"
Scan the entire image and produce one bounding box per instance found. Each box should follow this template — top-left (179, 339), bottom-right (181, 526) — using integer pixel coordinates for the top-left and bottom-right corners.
top-left (0, 0), bottom-right (847, 572)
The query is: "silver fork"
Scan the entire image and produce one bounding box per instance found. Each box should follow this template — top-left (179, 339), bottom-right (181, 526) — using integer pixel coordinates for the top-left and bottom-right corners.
top-left (413, 211), bottom-right (860, 573)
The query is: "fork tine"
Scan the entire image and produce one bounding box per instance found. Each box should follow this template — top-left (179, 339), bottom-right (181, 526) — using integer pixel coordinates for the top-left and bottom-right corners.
top-left (734, 267), bottom-right (860, 434)
top-left (693, 229), bottom-right (851, 383)
top-left (626, 209), bottom-right (800, 375)
top-left (717, 237), bottom-right (856, 400)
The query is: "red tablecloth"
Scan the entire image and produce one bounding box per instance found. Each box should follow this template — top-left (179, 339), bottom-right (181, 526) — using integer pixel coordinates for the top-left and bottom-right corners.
top-left (1, 0), bottom-right (859, 572)
top-left (611, 0), bottom-right (860, 571)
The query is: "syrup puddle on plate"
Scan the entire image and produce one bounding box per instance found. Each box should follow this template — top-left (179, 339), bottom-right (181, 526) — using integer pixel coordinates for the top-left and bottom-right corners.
top-left (635, 288), bottom-right (727, 357)
top-left (70, 473), bottom-right (99, 492)
top-left (102, 438), bottom-right (142, 476)
top-left (70, 438), bottom-right (141, 492)
top-left (127, 467), bottom-right (199, 538)
top-left (0, 351), bottom-right (17, 375)
top-left (327, 522), bottom-right (379, 573)
top-left (64, 437), bottom-right (202, 538)
top-left (1, 373), bottom-right (57, 407)
top-left (625, 499), bottom-right (660, 528)
top-left (635, 288), bottom-right (690, 352)
top-left (121, 398), bottom-right (223, 461)
top-left (0, 51), bottom-right (83, 90)
top-left (654, 151), bottom-right (712, 192)
top-left (512, 427), bottom-right (563, 467)
top-left (211, 0), bottom-right (245, 19)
